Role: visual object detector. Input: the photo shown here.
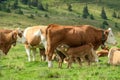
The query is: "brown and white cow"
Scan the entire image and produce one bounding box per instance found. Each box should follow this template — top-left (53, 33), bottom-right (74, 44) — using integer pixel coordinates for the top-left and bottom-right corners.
top-left (0, 28), bottom-right (22, 55)
top-left (108, 47), bottom-right (120, 65)
top-left (22, 25), bottom-right (47, 61)
top-left (57, 43), bottom-right (96, 68)
top-left (46, 24), bottom-right (117, 67)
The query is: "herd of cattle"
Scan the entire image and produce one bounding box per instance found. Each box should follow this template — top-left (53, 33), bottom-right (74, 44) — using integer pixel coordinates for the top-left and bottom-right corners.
top-left (0, 24), bottom-right (120, 68)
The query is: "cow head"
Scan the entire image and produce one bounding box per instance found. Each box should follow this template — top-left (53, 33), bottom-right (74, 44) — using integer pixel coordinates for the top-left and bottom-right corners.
top-left (16, 28), bottom-right (23, 38)
top-left (105, 28), bottom-right (117, 45)
top-left (11, 30), bottom-right (18, 46)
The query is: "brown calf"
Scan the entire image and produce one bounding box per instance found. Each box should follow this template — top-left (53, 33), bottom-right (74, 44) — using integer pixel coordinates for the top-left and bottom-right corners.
top-left (57, 43), bottom-right (97, 68)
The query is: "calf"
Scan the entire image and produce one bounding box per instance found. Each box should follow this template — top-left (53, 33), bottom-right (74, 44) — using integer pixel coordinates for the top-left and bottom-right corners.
top-left (96, 46), bottom-right (109, 57)
top-left (57, 43), bottom-right (97, 68)
top-left (55, 49), bottom-right (66, 68)
top-left (108, 47), bottom-right (120, 65)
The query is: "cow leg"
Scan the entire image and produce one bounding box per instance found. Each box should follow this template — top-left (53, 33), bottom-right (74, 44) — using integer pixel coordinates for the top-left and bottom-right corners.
top-left (31, 48), bottom-right (37, 61)
top-left (25, 48), bottom-right (31, 62)
top-left (25, 44), bottom-right (31, 62)
top-left (92, 49), bottom-right (99, 62)
top-left (39, 48), bottom-right (46, 61)
top-left (46, 46), bottom-right (55, 68)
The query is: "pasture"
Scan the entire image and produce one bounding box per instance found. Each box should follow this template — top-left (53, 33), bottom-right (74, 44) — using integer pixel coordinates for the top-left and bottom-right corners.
top-left (0, 43), bottom-right (120, 80)
top-left (0, 0), bottom-right (120, 79)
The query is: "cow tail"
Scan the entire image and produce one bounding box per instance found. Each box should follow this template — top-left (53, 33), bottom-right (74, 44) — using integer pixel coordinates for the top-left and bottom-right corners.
top-left (45, 24), bottom-right (53, 55)
top-left (45, 24), bottom-right (57, 42)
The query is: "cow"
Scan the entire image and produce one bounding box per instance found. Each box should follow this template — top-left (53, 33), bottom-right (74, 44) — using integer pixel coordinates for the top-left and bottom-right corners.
top-left (96, 46), bottom-right (109, 57)
top-left (45, 24), bottom-right (117, 67)
top-left (0, 28), bottom-right (22, 55)
top-left (57, 43), bottom-right (96, 68)
top-left (22, 25), bottom-right (48, 61)
top-left (108, 47), bottom-right (120, 65)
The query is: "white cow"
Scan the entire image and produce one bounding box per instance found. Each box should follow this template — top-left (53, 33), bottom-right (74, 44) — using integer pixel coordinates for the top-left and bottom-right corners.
top-left (22, 26), bottom-right (47, 61)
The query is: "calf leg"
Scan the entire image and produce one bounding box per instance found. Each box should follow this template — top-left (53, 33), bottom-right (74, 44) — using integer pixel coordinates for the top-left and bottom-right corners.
top-left (58, 57), bottom-right (63, 68)
top-left (85, 55), bottom-right (91, 65)
top-left (76, 57), bottom-right (82, 67)
top-left (67, 57), bottom-right (73, 68)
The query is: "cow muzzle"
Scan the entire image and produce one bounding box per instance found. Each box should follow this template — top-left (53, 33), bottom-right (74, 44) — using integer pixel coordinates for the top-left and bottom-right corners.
top-left (12, 43), bottom-right (16, 46)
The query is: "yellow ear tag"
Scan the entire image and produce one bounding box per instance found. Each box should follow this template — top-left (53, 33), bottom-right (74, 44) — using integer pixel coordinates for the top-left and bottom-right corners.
top-left (65, 48), bottom-right (67, 52)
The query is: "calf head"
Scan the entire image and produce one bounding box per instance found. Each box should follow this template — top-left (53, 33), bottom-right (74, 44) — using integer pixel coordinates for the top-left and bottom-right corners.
top-left (57, 44), bottom-right (69, 53)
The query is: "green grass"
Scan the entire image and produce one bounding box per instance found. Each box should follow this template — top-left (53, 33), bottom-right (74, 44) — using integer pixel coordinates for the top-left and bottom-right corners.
top-left (0, 43), bottom-right (120, 80)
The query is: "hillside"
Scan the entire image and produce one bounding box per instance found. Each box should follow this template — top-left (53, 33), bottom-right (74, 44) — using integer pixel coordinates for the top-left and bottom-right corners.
top-left (0, 0), bottom-right (120, 31)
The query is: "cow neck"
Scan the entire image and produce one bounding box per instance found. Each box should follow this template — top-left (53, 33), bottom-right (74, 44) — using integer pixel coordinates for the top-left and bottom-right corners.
top-left (101, 30), bottom-right (106, 47)
top-left (4, 32), bottom-right (13, 43)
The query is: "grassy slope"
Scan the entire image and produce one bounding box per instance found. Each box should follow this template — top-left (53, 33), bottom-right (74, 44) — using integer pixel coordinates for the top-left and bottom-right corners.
top-left (0, 44), bottom-right (120, 80)
top-left (0, 0), bottom-right (120, 80)
top-left (0, 0), bottom-right (120, 30)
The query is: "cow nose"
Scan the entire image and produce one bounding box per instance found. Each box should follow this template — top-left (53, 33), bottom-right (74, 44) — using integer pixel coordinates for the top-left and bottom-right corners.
top-left (13, 43), bottom-right (16, 46)
top-left (114, 42), bottom-right (117, 46)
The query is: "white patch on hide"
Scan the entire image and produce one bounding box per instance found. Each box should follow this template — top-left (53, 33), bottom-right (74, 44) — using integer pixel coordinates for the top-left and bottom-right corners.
top-left (106, 28), bottom-right (117, 45)
top-left (34, 30), bottom-right (41, 37)
top-left (22, 27), bottom-right (30, 43)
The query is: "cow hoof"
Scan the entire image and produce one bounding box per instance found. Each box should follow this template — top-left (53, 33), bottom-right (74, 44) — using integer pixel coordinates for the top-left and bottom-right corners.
top-left (48, 61), bottom-right (53, 68)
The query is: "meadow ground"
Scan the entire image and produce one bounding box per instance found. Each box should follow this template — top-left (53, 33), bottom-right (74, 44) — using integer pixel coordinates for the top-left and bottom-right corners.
top-left (0, 43), bottom-right (120, 80)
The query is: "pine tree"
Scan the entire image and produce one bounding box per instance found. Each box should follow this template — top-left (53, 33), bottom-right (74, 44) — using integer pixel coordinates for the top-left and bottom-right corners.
top-left (115, 22), bottom-right (118, 28)
top-left (101, 21), bottom-right (109, 29)
top-left (31, 0), bottom-right (38, 7)
top-left (21, 0), bottom-right (28, 5)
top-left (68, 4), bottom-right (72, 11)
top-left (37, 3), bottom-right (45, 11)
top-left (103, 20), bottom-right (109, 26)
top-left (90, 14), bottom-right (94, 20)
top-left (28, 0), bottom-right (32, 8)
top-left (117, 13), bottom-right (120, 19)
top-left (82, 4), bottom-right (89, 18)
top-left (112, 10), bottom-right (117, 18)
top-left (12, 0), bottom-right (19, 9)
top-left (100, 7), bottom-right (107, 19)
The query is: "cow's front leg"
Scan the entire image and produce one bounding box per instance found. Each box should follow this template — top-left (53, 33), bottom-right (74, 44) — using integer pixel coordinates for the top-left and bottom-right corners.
top-left (25, 48), bottom-right (31, 62)
top-left (46, 48), bottom-right (55, 68)
top-left (25, 45), bottom-right (31, 62)
top-left (32, 48), bottom-right (37, 61)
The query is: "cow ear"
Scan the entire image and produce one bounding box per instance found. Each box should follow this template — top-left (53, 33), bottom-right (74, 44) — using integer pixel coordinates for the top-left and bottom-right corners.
top-left (104, 30), bottom-right (109, 35)
top-left (12, 31), bottom-right (17, 39)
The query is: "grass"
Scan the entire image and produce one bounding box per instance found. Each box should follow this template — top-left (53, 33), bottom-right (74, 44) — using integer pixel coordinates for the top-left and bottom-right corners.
top-left (0, 43), bottom-right (120, 80)
top-left (0, 1), bottom-right (120, 79)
